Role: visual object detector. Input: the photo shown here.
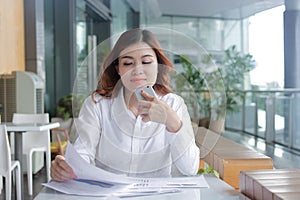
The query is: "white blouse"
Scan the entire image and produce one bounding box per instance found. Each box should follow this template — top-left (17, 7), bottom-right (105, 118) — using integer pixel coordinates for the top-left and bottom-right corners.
top-left (73, 87), bottom-right (200, 177)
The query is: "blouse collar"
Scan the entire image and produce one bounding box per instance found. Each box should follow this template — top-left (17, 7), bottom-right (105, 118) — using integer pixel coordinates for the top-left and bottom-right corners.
top-left (110, 87), bottom-right (164, 137)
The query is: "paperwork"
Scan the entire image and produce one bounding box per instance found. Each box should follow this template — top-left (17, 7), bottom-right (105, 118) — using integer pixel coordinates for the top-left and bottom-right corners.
top-left (43, 142), bottom-right (209, 197)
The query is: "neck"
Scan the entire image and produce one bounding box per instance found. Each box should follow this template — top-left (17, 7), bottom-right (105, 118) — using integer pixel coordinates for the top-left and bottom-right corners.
top-left (123, 88), bottom-right (138, 110)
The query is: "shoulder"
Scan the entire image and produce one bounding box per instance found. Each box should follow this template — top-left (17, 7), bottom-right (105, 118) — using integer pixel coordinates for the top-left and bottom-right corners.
top-left (80, 94), bottom-right (112, 118)
top-left (83, 93), bottom-right (111, 107)
top-left (159, 93), bottom-right (185, 107)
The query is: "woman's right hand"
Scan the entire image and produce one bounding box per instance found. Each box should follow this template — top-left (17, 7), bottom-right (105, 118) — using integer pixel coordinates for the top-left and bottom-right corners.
top-left (50, 155), bottom-right (77, 181)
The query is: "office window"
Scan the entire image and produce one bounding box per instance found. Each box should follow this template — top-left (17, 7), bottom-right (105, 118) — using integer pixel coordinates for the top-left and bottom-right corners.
top-left (141, 15), bottom-right (244, 53)
top-left (111, 0), bottom-right (132, 36)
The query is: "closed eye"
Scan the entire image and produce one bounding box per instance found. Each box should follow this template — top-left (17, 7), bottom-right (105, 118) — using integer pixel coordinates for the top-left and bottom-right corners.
top-left (123, 62), bottom-right (133, 66)
top-left (142, 61), bottom-right (152, 64)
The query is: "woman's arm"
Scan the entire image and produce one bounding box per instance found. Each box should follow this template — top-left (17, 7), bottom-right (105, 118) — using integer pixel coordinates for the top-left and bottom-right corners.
top-left (138, 92), bottom-right (199, 175)
top-left (165, 95), bottom-right (200, 176)
top-left (73, 95), bottom-right (102, 165)
top-left (50, 96), bottom-right (102, 181)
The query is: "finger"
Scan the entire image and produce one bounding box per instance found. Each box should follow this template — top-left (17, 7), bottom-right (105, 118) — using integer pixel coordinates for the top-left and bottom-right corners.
top-left (56, 155), bottom-right (75, 175)
top-left (137, 101), bottom-right (151, 109)
top-left (148, 106), bottom-right (168, 124)
top-left (52, 155), bottom-right (77, 180)
top-left (141, 90), bottom-right (155, 101)
top-left (51, 160), bottom-right (66, 181)
top-left (51, 160), bottom-right (70, 181)
top-left (141, 114), bottom-right (150, 122)
top-left (57, 160), bottom-right (77, 179)
top-left (51, 166), bottom-right (66, 181)
top-left (51, 163), bottom-right (74, 181)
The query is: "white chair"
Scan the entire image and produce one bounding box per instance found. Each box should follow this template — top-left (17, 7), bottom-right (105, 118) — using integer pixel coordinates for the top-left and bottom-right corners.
top-left (0, 124), bottom-right (21, 200)
top-left (12, 113), bottom-right (51, 196)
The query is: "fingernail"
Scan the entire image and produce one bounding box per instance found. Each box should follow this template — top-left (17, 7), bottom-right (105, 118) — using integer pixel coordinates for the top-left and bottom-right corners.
top-left (72, 174), bottom-right (77, 179)
top-left (71, 171), bottom-right (77, 178)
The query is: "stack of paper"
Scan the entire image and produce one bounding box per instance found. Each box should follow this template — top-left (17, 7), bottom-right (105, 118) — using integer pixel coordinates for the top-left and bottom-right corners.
top-left (43, 142), bottom-right (209, 197)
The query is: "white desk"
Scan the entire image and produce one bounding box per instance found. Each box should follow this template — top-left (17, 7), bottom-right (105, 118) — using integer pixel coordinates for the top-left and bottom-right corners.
top-left (5, 122), bottom-right (60, 200)
top-left (34, 175), bottom-right (247, 200)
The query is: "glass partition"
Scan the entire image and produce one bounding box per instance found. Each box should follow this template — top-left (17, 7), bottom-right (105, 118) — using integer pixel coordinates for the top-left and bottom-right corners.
top-left (140, 15), bottom-right (245, 54)
top-left (75, 0), bottom-right (111, 96)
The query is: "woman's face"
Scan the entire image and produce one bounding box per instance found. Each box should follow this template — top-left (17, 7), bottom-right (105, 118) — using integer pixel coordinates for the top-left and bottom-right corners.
top-left (118, 42), bottom-right (158, 92)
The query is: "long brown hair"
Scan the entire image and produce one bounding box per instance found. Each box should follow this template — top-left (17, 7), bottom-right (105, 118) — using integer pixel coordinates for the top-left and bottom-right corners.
top-left (94, 28), bottom-right (174, 98)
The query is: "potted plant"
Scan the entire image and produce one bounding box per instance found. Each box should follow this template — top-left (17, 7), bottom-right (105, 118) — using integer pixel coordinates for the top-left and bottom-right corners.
top-left (175, 54), bottom-right (226, 132)
top-left (55, 94), bottom-right (85, 120)
top-left (174, 54), bottom-right (207, 119)
top-left (220, 45), bottom-right (256, 114)
top-left (52, 94), bottom-right (85, 142)
top-left (175, 45), bottom-right (255, 132)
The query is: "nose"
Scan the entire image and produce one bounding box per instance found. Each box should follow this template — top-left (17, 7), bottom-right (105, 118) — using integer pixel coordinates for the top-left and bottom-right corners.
top-left (132, 65), bottom-right (144, 75)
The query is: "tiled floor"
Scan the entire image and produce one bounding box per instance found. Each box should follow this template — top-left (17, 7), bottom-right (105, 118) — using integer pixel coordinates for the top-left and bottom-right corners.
top-left (1, 130), bottom-right (300, 199)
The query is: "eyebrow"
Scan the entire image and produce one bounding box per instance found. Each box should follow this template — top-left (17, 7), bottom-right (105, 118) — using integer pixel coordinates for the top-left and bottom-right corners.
top-left (120, 54), bottom-right (154, 59)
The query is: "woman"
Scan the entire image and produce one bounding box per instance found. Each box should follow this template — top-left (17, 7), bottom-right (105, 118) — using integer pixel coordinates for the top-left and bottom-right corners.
top-left (51, 28), bottom-right (200, 181)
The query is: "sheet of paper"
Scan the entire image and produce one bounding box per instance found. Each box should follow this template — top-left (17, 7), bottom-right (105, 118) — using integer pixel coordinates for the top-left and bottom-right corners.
top-left (43, 179), bottom-right (129, 196)
top-left (43, 142), bottom-right (209, 197)
top-left (130, 175), bottom-right (210, 189)
top-left (63, 141), bottom-right (132, 184)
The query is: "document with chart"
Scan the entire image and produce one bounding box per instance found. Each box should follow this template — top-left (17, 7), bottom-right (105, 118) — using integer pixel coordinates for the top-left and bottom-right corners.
top-left (43, 142), bottom-right (209, 197)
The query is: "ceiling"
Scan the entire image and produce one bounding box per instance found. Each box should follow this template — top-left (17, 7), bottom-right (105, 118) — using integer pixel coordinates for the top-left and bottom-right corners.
top-left (127, 0), bottom-right (285, 20)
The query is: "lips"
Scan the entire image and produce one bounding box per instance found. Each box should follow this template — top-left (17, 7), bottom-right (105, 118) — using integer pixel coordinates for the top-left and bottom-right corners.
top-left (131, 78), bottom-right (146, 82)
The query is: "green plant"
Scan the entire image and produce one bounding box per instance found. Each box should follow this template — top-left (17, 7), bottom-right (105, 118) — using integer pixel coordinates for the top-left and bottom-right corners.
top-left (175, 55), bottom-right (208, 118)
top-left (175, 54), bottom-right (225, 120)
top-left (220, 45), bottom-right (256, 113)
top-left (55, 94), bottom-right (85, 120)
top-left (175, 45), bottom-right (255, 122)
top-left (198, 165), bottom-right (219, 177)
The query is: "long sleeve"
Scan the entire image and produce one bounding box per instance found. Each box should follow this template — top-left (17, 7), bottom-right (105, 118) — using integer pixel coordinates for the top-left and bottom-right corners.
top-left (73, 95), bottom-right (102, 165)
top-left (165, 95), bottom-right (200, 175)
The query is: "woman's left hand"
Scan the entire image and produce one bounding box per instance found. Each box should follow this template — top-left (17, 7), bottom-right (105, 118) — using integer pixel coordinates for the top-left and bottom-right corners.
top-left (137, 90), bottom-right (182, 133)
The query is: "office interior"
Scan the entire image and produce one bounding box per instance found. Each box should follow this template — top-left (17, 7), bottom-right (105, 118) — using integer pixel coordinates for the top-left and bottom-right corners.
top-left (1, 0), bottom-right (300, 199)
